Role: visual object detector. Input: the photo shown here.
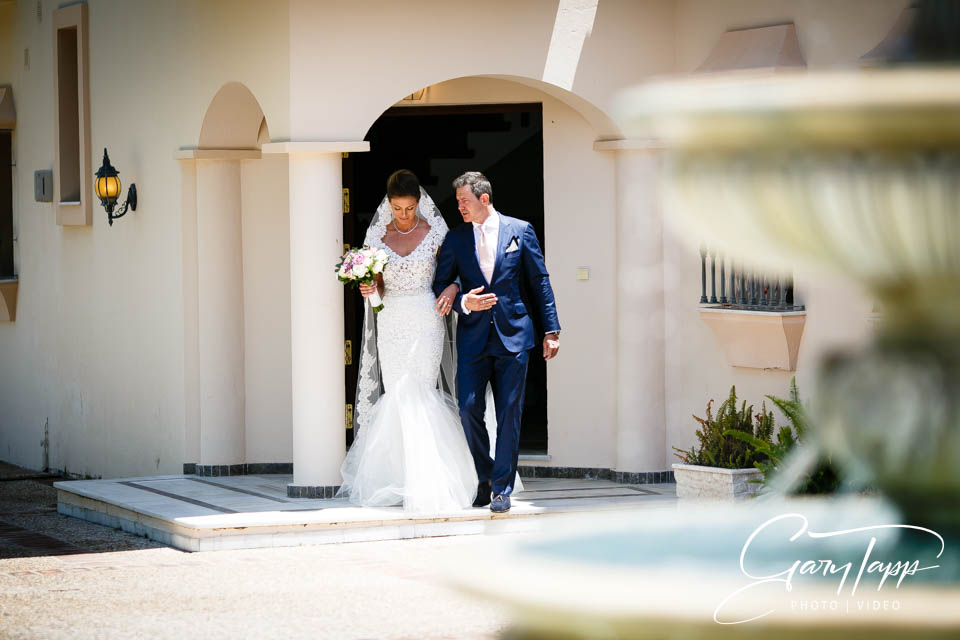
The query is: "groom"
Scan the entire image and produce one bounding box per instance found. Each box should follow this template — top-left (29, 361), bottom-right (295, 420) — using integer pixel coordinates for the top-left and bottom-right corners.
top-left (433, 172), bottom-right (561, 513)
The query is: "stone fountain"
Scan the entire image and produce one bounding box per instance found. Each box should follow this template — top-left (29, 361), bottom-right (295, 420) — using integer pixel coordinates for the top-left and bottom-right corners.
top-left (618, 66), bottom-right (960, 533)
top-left (445, 4), bottom-right (960, 638)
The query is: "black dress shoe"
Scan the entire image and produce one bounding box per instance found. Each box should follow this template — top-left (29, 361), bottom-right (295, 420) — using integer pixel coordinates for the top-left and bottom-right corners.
top-left (473, 481), bottom-right (491, 507)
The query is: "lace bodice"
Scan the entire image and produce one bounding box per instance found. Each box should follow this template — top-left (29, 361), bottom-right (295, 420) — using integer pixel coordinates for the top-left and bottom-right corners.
top-left (374, 225), bottom-right (445, 297)
top-left (366, 225), bottom-right (445, 396)
top-left (355, 190), bottom-right (453, 435)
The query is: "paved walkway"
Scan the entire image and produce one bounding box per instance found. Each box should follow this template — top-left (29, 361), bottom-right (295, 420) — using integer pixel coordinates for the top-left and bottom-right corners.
top-left (2, 514), bottom-right (513, 639)
top-left (1, 468), bottom-right (679, 638)
top-left (55, 475), bottom-right (677, 551)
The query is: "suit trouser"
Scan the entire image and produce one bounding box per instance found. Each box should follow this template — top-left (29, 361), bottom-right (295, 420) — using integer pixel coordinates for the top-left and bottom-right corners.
top-left (457, 326), bottom-right (530, 497)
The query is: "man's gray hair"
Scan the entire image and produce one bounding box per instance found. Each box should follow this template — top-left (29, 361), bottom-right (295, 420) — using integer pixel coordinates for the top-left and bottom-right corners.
top-left (452, 171), bottom-right (493, 201)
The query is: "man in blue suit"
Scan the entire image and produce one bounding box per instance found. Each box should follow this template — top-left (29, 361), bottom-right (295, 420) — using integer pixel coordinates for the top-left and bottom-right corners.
top-left (433, 172), bottom-right (561, 513)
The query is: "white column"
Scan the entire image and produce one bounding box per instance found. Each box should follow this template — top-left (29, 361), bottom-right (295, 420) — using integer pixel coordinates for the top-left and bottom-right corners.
top-left (613, 146), bottom-right (667, 472)
top-left (195, 158), bottom-right (246, 466)
top-left (262, 141), bottom-right (367, 495)
top-left (287, 151), bottom-right (345, 489)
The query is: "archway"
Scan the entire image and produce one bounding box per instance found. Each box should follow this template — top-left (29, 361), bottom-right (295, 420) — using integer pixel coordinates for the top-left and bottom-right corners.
top-left (344, 75), bottom-right (621, 457)
top-left (198, 81), bottom-right (269, 150)
top-left (184, 82), bottom-right (272, 474)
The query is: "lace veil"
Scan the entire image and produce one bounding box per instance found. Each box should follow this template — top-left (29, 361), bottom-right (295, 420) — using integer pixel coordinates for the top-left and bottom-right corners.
top-left (354, 187), bottom-right (459, 434)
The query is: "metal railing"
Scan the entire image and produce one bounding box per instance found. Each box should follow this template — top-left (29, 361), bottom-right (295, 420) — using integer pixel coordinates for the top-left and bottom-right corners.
top-left (699, 245), bottom-right (805, 311)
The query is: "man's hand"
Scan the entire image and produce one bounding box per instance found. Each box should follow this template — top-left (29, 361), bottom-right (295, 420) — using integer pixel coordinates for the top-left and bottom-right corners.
top-left (543, 332), bottom-right (560, 360)
top-left (463, 286), bottom-right (498, 312)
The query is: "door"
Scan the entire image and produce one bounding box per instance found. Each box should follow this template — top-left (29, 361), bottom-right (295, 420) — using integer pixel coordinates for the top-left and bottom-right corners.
top-left (342, 153), bottom-right (358, 447)
top-left (344, 103), bottom-right (548, 453)
top-left (0, 131), bottom-right (12, 278)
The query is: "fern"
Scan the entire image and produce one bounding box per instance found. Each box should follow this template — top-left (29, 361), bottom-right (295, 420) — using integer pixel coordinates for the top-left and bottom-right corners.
top-left (759, 378), bottom-right (841, 494)
top-left (673, 380), bottom-right (842, 494)
top-left (674, 386), bottom-right (775, 470)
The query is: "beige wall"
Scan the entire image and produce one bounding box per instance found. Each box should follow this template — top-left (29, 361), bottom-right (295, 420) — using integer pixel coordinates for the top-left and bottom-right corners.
top-left (0, 0), bottom-right (912, 478)
top-left (174, 0), bottom-right (290, 145)
top-left (287, 0), bottom-right (675, 141)
top-left (241, 154), bottom-right (292, 464)
top-left (0, 0), bottom-right (290, 477)
top-left (0, 0), bottom-right (184, 476)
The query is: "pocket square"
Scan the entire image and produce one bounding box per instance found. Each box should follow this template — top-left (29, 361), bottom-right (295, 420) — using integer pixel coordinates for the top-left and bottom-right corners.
top-left (505, 238), bottom-right (520, 253)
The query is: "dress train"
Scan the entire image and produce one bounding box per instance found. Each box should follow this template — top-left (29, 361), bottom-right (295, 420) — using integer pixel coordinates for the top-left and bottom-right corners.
top-left (339, 373), bottom-right (478, 512)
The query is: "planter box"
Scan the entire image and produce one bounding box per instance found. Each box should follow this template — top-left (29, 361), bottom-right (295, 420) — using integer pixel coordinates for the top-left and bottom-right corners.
top-left (671, 463), bottom-right (762, 501)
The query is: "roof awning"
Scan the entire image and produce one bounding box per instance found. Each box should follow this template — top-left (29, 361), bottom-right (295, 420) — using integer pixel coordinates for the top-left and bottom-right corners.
top-left (697, 23), bottom-right (806, 73)
top-left (0, 87), bottom-right (14, 130)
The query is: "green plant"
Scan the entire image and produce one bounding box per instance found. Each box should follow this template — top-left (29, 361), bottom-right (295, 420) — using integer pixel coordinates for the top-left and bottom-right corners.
top-left (725, 378), bottom-right (842, 494)
top-left (673, 386), bottom-right (775, 469)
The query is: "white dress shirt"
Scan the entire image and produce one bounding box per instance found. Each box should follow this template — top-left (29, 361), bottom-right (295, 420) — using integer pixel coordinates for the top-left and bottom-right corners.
top-left (460, 210), bottom-right (499, 315)
top-left (458, 211), bottom-right (559, 337)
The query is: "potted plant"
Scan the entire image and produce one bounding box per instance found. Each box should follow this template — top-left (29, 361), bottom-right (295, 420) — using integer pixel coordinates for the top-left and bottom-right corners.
top-left (725, 378), bottom-right (842, 495)
top-left (672, 386), bottom-right (773, 500)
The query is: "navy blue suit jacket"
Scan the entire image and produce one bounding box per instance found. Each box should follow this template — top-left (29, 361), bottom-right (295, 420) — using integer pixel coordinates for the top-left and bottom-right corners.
top-left (433, 213), bottom-right (560, 356)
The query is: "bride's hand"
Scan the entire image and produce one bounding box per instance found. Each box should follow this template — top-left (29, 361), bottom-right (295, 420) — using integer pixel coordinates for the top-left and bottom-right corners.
top-left (436, 283), bottom-right (459, 315)
top-left (359, 281), bottom-right (378, 298)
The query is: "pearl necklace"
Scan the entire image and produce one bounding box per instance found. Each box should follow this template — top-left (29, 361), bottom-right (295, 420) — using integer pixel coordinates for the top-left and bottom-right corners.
top-left (393, 218), bottom-right (420, 235)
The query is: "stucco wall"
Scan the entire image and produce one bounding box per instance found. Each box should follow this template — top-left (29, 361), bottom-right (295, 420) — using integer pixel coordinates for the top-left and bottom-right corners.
top-left (286, 0), bottom-right (676, 141)
top-left (0, 0), bottom-right (290, 477)
top-left (175, 0), bottom-right (291, 144)
top-left (241, 154), bottom-right (292, 464)
top-left (0, 0), bottom-right (915, 478)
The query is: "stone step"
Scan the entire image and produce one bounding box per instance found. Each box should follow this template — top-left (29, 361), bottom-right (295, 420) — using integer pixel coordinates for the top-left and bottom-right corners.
top-left (55, 475), bottom-right (677, 552)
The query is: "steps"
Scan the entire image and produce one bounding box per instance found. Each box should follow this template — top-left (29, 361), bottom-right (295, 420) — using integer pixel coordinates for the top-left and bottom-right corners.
top-left (55, 475), bottom-right (677, 552)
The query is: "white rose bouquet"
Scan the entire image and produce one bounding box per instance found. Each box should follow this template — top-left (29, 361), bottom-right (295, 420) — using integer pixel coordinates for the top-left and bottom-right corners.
top-left (336, 246), bottom-right (389, 312)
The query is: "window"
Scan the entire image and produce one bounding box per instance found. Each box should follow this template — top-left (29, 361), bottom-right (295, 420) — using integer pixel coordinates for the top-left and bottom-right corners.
top-left (1, 130), bottom-right (12, 278)
top-left (1, 113), bottom-right (15, 322)
top-left (53, 3), bottom-right (91, 226)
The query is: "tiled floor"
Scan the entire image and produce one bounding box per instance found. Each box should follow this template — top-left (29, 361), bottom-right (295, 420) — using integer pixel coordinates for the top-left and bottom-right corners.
top-left (55, 475), bottom-right (677, 552)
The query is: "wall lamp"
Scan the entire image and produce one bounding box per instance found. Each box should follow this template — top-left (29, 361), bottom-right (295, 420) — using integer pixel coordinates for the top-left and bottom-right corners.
top-left (94, 148), bottom-right (137, 226)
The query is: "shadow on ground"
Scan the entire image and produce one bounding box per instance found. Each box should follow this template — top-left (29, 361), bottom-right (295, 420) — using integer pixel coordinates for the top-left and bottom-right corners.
top-left (0, 461), bottom-right (165, 559)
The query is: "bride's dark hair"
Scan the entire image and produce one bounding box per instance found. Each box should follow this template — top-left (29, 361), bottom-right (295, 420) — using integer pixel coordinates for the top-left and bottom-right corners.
top-left (386, 169), bottom-right (421, 200)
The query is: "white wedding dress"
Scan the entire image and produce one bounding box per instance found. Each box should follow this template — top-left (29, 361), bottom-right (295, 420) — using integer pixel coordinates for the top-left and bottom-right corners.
top-left (338, 216), bottom-right (480, 512)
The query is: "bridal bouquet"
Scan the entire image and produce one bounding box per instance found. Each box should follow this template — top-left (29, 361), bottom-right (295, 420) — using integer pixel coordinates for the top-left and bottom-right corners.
top-left (336, 246), bottom-right (389, 312)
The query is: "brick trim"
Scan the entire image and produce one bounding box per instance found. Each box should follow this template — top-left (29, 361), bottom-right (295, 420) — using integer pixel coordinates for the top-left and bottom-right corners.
top-left (286, 485), bottom-right (341, 499)
top-left (183, 463), bottom-right (294, 477)
top-left (518, 466), bottom-right (675, 484)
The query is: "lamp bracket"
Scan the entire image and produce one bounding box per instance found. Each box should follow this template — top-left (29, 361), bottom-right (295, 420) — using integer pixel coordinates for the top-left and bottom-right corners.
top-left (107, 184), bottom-right (137, 226)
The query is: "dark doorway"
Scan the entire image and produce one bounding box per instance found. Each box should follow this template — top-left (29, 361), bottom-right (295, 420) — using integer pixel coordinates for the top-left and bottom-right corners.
top-left (342, 103), bottom-right (548, 453)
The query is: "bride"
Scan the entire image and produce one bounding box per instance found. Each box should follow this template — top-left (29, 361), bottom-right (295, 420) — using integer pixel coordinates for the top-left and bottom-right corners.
top-left (337, 170), bottom-right (479, 512)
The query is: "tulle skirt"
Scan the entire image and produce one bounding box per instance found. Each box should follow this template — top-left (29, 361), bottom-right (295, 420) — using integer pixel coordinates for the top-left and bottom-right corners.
top-left (338, 373), bottom-right (479, 512)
